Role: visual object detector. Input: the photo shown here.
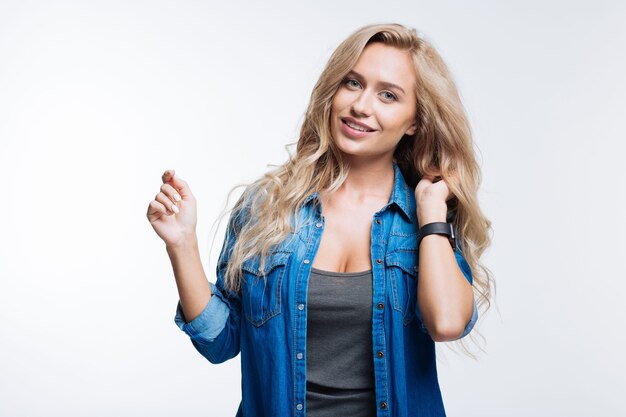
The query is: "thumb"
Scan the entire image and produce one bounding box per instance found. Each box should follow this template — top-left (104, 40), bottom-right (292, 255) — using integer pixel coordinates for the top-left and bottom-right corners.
top-left (162, 169), bottom-right (193, 199)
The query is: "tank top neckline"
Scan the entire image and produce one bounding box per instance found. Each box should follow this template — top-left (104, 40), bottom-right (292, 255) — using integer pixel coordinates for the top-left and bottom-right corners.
top-left (310, 266), bottom-right (373, 277)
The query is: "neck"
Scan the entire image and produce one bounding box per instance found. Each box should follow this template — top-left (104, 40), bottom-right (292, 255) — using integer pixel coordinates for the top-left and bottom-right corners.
top-left (338, 157), bottom-right (396, 202)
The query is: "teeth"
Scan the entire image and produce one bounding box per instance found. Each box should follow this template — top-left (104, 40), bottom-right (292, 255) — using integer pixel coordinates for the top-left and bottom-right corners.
top-left (345, 120), bottom-right (370, 132)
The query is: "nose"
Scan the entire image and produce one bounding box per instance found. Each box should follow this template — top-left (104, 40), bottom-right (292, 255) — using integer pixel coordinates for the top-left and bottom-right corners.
top-left (351, 90), bottom-right (373, 117)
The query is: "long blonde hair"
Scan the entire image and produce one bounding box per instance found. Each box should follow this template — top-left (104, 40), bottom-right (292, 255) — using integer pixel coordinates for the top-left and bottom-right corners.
top-left (210, 23), bottom-right (494, 356)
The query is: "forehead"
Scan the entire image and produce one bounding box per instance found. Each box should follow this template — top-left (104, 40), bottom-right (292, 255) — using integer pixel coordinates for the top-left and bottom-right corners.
top-left (351, 43), bottom-right (416, 92)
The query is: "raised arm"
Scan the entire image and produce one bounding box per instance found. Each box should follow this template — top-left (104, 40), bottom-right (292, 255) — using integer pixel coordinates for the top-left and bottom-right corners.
top-left (414, 174), bottom-right (475, 342)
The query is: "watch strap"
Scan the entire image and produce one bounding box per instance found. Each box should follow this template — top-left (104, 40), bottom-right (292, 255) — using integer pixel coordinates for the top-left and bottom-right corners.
top-left (418, 222), bottom-right (456, 250)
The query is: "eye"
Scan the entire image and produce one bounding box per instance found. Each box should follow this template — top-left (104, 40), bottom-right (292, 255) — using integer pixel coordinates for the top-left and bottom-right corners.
top-left (344, 78), bottom-right (361, 88)
top-left (381, 91), bottom-right (397, 101)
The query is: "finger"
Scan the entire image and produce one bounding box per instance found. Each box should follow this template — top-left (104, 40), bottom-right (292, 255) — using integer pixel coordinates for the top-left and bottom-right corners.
top-left (434, 178), bottom-right (452, 200)
top-left (157, 185), bottom-right (181, 211)
top-left (418, 175), bottom-right (433, 186)
top-left (147, 199), bottom-right (170, 218)
top-left (432, 176), bottom-right (453, 201)
top-left (160, 183), bottom-right (182, 203)
top-left (155, 191), bottom-right (179, 214)
top-left (162, 169), bottom-right (175, 183)
top-left (423, 173), bottom-right (444, 183)
top-left (421, 173), bottom-right (436, 182)
top-left (162, 169), bottom-right (192, 199)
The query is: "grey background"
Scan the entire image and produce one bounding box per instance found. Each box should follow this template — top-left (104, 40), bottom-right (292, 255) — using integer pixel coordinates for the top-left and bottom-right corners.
top-left (1, 0), bottom-right (625, 416)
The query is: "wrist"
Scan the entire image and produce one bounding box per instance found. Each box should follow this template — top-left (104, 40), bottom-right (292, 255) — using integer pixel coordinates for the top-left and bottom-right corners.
top-left (418, 216), bottom-right (446, 229)
top-left (417, 205), bottom-right (447, 228)
top-left (166, 234), bottom-right (199, 254)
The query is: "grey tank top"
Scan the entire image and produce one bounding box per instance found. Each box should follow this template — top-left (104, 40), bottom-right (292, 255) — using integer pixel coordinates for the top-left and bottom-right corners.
top-left (305, 267), bottom-right (377, 417)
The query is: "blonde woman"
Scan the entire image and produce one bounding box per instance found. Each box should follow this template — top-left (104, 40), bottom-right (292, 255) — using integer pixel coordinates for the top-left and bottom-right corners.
top-left (147, 23), bottom-right (493, 417)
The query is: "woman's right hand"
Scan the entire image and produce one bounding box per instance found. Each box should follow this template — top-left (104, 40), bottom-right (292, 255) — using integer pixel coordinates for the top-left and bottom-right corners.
top-left (146, 169), bottom-right (198, 248)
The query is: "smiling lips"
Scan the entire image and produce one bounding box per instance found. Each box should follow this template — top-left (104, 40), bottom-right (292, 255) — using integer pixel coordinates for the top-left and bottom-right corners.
top-left (340, 117), bottom-right (376, 139)
top-left (341, 117), bottom-right (375, 132)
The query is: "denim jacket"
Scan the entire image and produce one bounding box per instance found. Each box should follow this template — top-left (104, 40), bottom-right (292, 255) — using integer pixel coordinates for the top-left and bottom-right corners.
top-left (175, 162), bottom-right (478, 417)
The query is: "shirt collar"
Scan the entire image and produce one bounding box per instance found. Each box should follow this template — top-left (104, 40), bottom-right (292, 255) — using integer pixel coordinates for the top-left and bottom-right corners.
top-left (388, 161), bottom-right (415, 223)
top-left (303, 162), bottom-right (415, 223)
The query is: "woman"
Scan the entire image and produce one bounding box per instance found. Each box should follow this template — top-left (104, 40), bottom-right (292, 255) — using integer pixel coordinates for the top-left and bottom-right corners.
top-left (147, 23), bottom-right (493, 417)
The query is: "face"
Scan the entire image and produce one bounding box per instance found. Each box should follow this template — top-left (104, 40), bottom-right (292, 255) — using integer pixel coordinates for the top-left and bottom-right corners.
top-left (330, 42), bottom-right (418, 163)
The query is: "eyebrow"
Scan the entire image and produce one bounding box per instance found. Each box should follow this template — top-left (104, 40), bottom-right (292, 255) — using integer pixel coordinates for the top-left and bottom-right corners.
top-left (346, 70), bottom-right (407, 95)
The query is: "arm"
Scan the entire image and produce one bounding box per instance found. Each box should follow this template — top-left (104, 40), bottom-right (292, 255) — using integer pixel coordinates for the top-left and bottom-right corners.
top-left (172, 210), bottom-right (243, 363)
top-left (414, 176), bottom-right (476, 342)
top-left (417, 232), bottom-right (476, 341)
top-left (168, 236), bottom-right (213, 324)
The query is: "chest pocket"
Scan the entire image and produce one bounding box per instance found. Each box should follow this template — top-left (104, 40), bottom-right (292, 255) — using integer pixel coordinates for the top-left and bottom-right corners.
top-left (241, 251), bottom-right (292, 327)
top-left (386, 249), bottom-right (418, 326)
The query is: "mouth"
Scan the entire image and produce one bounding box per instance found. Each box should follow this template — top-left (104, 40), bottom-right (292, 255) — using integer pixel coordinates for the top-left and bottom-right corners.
top-left (339, 117), bottom-right (376, 139)
top-left (341, 117), bottom-right (375, 132)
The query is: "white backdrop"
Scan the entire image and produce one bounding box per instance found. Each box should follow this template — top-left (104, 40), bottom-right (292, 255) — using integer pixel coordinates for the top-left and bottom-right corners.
top-left (1, 1), bottom-right (625, 416)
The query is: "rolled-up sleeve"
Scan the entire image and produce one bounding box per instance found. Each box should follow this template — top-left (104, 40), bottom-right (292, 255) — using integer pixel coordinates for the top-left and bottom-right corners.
top-left (174, 282), bottom-right (230, 342)
top-left (453, 245), bottom-right (478, 339)
top-left (173, 276), bottom-right (242, 363)
top-left (456, 300), bottom-right (478, 339)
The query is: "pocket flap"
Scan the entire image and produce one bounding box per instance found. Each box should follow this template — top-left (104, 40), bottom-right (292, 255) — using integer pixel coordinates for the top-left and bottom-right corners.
top-left (241, 251), bottom-right (292, 276)
top-left (386, 250), bottom-right (418, 277)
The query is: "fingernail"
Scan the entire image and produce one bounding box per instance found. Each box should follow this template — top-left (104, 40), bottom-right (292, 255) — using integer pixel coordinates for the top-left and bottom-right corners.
top-left (173, 193), bottom-right (181, 202)
top-left (171, 204), bottom-right (179, 213)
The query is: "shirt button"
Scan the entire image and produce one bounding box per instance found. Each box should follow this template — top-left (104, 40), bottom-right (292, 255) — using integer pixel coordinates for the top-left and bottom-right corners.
top-left (316, 222), bottom-right (322, 228)
top-left (297, 352), bottom-right (303, 359)
top-left (377, 351), bottom-right (384, 358)
top-left (303, 259), bottom-right (310, 264)
top-left (298, 304), bottom-right (305, 310)
top-left (376, 219), bottom-right (381, 224)
top-left (380, 401), bottom-right (388, 409)
top-left (377, 302), bottom-right (384, 310)
top-left (376, 259), bottom-right (382, 264)
top-left (296, 403), bottom-right (303, 411)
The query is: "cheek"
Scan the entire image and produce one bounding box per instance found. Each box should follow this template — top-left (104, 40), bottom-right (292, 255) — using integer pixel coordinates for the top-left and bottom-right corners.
top-left (330, 116), bottom-right (338, 136)
top-left (331, 88), bottom-right (354, 110)
top-left (382, 110), bottom-right (415, 132)
top-left (330, 99), bottom-right (346, 128)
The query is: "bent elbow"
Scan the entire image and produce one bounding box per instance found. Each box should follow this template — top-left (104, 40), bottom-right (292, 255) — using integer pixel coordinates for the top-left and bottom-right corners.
top-left (429, 320), bottom-right (466, 342)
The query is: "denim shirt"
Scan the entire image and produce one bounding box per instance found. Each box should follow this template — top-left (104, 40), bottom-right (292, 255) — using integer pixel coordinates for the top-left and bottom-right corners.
top-left (174, 162), bottom-right (478, 417)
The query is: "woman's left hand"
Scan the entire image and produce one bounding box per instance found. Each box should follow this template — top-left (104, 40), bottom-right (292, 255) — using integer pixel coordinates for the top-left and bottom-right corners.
top-left (415, 174), bottom-right (452, 228)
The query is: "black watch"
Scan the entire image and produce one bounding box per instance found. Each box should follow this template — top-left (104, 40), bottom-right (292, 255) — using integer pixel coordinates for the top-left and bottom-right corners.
top-left (418, 222), bottom-right (456, 250)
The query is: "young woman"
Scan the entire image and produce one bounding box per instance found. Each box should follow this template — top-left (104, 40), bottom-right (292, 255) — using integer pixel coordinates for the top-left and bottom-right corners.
top-left (147, 23), bottom-right (493, 417)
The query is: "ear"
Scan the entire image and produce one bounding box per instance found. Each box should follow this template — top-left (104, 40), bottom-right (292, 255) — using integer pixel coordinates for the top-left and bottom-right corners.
top-left (405, 120), bottom-right (417, 136)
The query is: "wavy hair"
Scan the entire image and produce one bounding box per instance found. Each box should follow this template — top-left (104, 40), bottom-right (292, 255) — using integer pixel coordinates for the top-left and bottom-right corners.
top-left (209, 22), bottom-right (494, 357)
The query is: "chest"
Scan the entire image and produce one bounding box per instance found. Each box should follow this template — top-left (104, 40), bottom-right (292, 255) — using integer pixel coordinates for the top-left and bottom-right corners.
top-left (310, 198), bottom-right (382, 273)
top-left (238, 201), bottom-right (422, 328)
